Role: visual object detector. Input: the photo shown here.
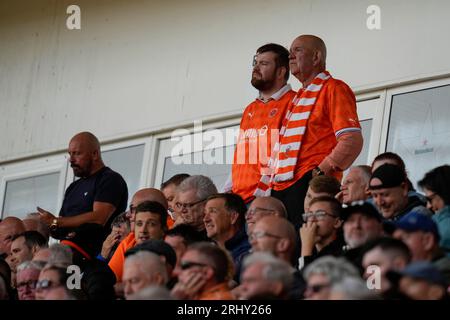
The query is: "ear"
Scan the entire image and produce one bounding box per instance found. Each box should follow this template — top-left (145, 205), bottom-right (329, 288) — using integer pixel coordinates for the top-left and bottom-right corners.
top-left (401, 182), bottom-right (408, 197)
top-left (272, 281), bottom-right (284, 296)
top-left (276, 238), bottom-right (289, 253)
top-left (31, 245), bottom-right (39, 256)
top-left (392, 257), bottom-right (407, 270)
top-left (204, 266), bottom-right (215, 281)
top-left (277, 66), bottom-right (287, 80)
top-left (334, 218), bottom-right (343, 229)
top-left (422, 233), bottom-right (435, 251)
top-left (230, 211), bottom-right (239, 225)
top-left (312, 50), bottom-right (322, 67)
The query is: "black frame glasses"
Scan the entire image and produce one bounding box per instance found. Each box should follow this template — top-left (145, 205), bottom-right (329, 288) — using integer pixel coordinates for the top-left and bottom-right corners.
top-left (175, 199), bottom-right (206, 211)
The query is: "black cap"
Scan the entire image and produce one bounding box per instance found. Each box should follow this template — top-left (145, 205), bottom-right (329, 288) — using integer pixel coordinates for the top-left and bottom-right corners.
top-left (125, 239), bottom-right (177, 269)
top-left (369, 164), bottom-right (407, 190)
top-left (341, 201), bottom-right (383, 222)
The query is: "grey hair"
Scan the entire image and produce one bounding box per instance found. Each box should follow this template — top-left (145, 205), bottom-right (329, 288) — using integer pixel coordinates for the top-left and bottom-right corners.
top-left (242, 252), bottom-right (294, 291)
top-left (352, 165), bottom-right (372, 184)
top-left (303, 256), bottom-right (360, 285)
top-left (17, 260), bottom-right (46, 273)
top-left (48, 244), bottom-right (73, 266)
top-left (177, 175), bottom-right (217, 201)
top-left (125, 251), bottom-right (168, 284)
top-left (127, 285), bottom-right (174, 300)
top-left (330, 277), bottom-right (380, 300)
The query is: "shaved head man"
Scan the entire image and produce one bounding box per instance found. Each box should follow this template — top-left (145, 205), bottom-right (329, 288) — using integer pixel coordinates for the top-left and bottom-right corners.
top-left (246, 197), bottom-right (287, 234)
top-left (249, 216), bottom-right (297, 265)
top-left (38, 131), bottom-right (128, 241)
top-left (269, 35), bottom-right (362, 230)
top-left (0, 217), bottom-right (26, 258)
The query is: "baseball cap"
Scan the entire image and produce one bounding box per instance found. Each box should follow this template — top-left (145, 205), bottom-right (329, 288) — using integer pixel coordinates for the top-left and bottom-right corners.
top-left (387, 261), bottom-right (448, 287)
top-left (395, 211), bottom-right (440, 240)
top-left (369, 164), bottom-right (406, 190)
top-left (341, 201), bottom-right (383, 222)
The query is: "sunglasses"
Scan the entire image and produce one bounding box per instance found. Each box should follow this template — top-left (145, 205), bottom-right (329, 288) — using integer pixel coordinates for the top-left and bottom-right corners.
top-left (180, 261), bottom-right (209, 270)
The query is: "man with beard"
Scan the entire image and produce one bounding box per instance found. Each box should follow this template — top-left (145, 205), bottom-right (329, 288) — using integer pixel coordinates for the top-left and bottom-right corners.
top-left (38, 132), bottom-right (128, 240)
top-left (228, 43), bottom-right (295, 203)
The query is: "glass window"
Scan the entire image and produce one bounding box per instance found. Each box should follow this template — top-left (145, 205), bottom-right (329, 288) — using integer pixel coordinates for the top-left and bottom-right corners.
top-left (386, 84), bottom-right (450, 189)
top-left (162, 145), bottom-right (235, 189)
top-left (2, 172), bottom-right (60, 219)
top-left (102, 144), bottom-right (145, 201)
top-left (353, 119), bottom-right (373, 166)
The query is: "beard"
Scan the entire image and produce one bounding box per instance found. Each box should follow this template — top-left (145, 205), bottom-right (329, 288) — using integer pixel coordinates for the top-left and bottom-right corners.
top-left (251, 70), bottom-right (277, 91)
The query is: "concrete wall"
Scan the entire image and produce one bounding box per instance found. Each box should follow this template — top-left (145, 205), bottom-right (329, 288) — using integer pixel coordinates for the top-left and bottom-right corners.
top-left (1, 0), bottom-right (449, 162)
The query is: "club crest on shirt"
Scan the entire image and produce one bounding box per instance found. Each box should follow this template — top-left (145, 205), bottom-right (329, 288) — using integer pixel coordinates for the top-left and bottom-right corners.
top-left (269, 108), bottom-right (278, 118)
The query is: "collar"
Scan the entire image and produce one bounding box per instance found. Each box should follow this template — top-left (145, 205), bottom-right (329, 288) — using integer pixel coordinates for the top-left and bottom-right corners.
top-left (224, 228), bottom-right (248, 251)
top-left (257, 84), bottom-right (292, 102)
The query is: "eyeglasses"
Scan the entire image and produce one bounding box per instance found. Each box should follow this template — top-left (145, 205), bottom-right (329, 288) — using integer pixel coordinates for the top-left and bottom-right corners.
top-left (17, 280), bottom-right (37, 290)
top-left (302, 210), bottom-right (338, 221)
top-left (180, 261), bottom-right (209, 270)
top-left (249, 230), bottom-right (282, 241)
top-left (306, 283), bottom-right (330, 294)
top-left (245, 207), bottom-right (275, 218)
top-left (175, 199), bottom-right (206, 211)
top-left (35, 279), bottom-right (62, 291)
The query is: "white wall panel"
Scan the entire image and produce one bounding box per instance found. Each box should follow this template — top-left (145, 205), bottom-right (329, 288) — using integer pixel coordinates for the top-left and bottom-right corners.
top-left (1, 0), bottom-right (450, 162)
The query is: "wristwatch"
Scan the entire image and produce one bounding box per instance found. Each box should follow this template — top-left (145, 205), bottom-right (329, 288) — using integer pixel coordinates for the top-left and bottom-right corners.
top-left (313, 166), bottom-right (325, 176)
top-left (49, 218), bottom-right (59, 231)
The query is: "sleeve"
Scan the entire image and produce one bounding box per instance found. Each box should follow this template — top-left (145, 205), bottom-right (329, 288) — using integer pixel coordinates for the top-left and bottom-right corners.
top-left (95, 171), bottom-right (128, 207)
top-left (328, 80), bottom-right (361, 136)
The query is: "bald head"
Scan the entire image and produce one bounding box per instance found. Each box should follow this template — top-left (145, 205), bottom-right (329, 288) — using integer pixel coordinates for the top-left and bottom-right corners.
top-left (132, 188), bottom-right (168, 210)
top-left (70, 132), bottom-right (100, 152)
top-left (251, 216), bottom-right (297, 262)
top-left (0, 217), bottom-right (26, 254)
top-left (252, 197), bottom-right (287, 218)
top-left (68, 132), bottom-right (104, 177)
top-left (289, 35), bottom-right (327, 86)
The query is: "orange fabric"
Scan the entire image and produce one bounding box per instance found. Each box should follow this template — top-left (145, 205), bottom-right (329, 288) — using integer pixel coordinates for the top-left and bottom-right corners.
top-left (108, 232), bottom-right (136, 282)
top-left (197, 282), bottom-right (235, 300)
top-left (232, 89), bottom-right (295, 202)
top-left (167, 215), bottom-right (175, 230)
top-left (273, 78), bottom-right (360, 191)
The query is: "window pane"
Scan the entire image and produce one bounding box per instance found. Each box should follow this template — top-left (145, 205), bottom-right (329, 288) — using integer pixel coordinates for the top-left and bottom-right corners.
top-left (102, 144), bottom-right (144, 202)
top-left (353, 119), bottom-right (372, 166)
top-left (386, 84), bottom-right (450, 189)
top-left (162, 145), bottom-right (234, 190)
top-left (2, 172), bottom-right (60, 219)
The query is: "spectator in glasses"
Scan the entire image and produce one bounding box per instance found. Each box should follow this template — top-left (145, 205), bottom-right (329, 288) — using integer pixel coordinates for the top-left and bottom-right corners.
top-left (299, 196), bottom-right (344, 270)
top-left (16, 260), bottom-right (45, 300)
top-left (245, 196), bottom-right (287, 235)
top-left (303, 176), bottom-right (341, 219)
top-left (418, 165), bottom-right (450, 257)
top-left (35, 264), bottom-right (75, 300)
top-left (175, 175), bottom-right (217, 239)
top-left (161, 173), bottom-right (190, 229)
top-left (99, 212), bottom-right (130, 262)
top-left (303, 256), bottom-right (360, 300)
